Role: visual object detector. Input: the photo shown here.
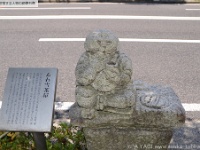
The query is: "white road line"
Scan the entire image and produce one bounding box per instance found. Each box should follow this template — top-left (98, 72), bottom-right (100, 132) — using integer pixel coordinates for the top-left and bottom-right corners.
top-left (54, 102), bottom-right (75, 110)
top-left (68, 2), bottom-right (119, 4)
top-left (39, 38), bottom-right (200, 44)
top-left (119, 38), bottom-right (200, 43)
top-left (0, 7), bottom-right (91, 10)
top-left (39, 38), bottom-right (85, 42)
top-left (39, 2), bottom-right (118, 5)
top-left (182, 104), bottom-right (200, 111)
top-left (186, 9), bottom-right (200, 11)
top-left (0, 15), bottom-right (200, 20)
top-left (185, 4), bottom-right (200, 6)
top-left (54, 102), bottom-right (200, 111)
top-left (0, 101), bottom-right (200, 111)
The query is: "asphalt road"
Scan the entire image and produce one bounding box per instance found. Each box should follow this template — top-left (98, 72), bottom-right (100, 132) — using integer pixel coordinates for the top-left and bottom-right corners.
top-left (0, 2), bottom-right (200, 149)
top-left (0, 3), bottom-right (200, 117)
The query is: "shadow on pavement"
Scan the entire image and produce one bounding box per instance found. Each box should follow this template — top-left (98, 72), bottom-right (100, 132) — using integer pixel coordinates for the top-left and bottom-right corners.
top-left (169, 118), bottom-right (200, 150)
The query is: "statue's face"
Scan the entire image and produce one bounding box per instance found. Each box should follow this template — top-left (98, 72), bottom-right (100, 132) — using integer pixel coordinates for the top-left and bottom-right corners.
top-left (84, 30), bottom-right (119, 56)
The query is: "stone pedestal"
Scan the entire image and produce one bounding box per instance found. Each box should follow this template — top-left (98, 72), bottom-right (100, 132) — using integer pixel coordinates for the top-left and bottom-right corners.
top-left (83, 127), bottom-right (172, 150)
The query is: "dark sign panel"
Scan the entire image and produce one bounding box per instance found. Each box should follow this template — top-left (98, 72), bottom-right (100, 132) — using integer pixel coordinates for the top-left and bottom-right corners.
top-left (0, 68), bottom-right (57, 132)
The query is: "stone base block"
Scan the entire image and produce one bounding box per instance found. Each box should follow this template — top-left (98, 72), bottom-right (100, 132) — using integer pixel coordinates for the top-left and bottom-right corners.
top-left (83, 127), bottom-right (173, 150)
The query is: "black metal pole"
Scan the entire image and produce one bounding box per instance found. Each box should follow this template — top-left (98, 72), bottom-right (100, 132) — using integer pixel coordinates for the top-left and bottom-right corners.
top-left (32, 132), bottom-right (47, 150)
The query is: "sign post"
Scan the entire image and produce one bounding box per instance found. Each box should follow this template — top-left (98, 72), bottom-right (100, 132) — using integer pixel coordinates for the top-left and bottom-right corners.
top-left (0, 68), bottom-right (58, 149)
top-left (33, 132), bottom-right (48, 150)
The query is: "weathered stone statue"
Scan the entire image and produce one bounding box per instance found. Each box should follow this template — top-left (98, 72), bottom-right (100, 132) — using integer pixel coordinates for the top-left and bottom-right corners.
top-left (69, 30), bottom-right (185, 150)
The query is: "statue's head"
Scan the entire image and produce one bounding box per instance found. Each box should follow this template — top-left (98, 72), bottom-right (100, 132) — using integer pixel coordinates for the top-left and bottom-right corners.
top-left (84, 30), bottom-right (119, 55)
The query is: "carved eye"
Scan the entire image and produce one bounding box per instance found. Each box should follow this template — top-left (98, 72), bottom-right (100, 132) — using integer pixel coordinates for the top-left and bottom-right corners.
top-left (106, 40), bottom-right (112, 45)
top-left (107, 62), bottom-right (116, 65)
top-left (89, 51), bottom-right (95, 55)
top-left (97, 40), bottom-right (101, 45)
top-left (88, 48), bottom-right (99, 54)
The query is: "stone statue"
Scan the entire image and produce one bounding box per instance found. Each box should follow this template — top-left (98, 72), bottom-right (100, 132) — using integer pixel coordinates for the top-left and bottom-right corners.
top-left (75, 29), bottom-right (134, 119)
top-left (69, 30), bottom-right (185, 150)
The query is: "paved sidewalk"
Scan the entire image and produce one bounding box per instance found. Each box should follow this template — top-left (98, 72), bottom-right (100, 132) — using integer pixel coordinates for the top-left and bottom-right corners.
top-left (169, 119), bottom-right (200, 150)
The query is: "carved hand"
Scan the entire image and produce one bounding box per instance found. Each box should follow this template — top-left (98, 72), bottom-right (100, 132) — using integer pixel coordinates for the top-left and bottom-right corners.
top-left (104, 63), bottom-right (120, 84)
